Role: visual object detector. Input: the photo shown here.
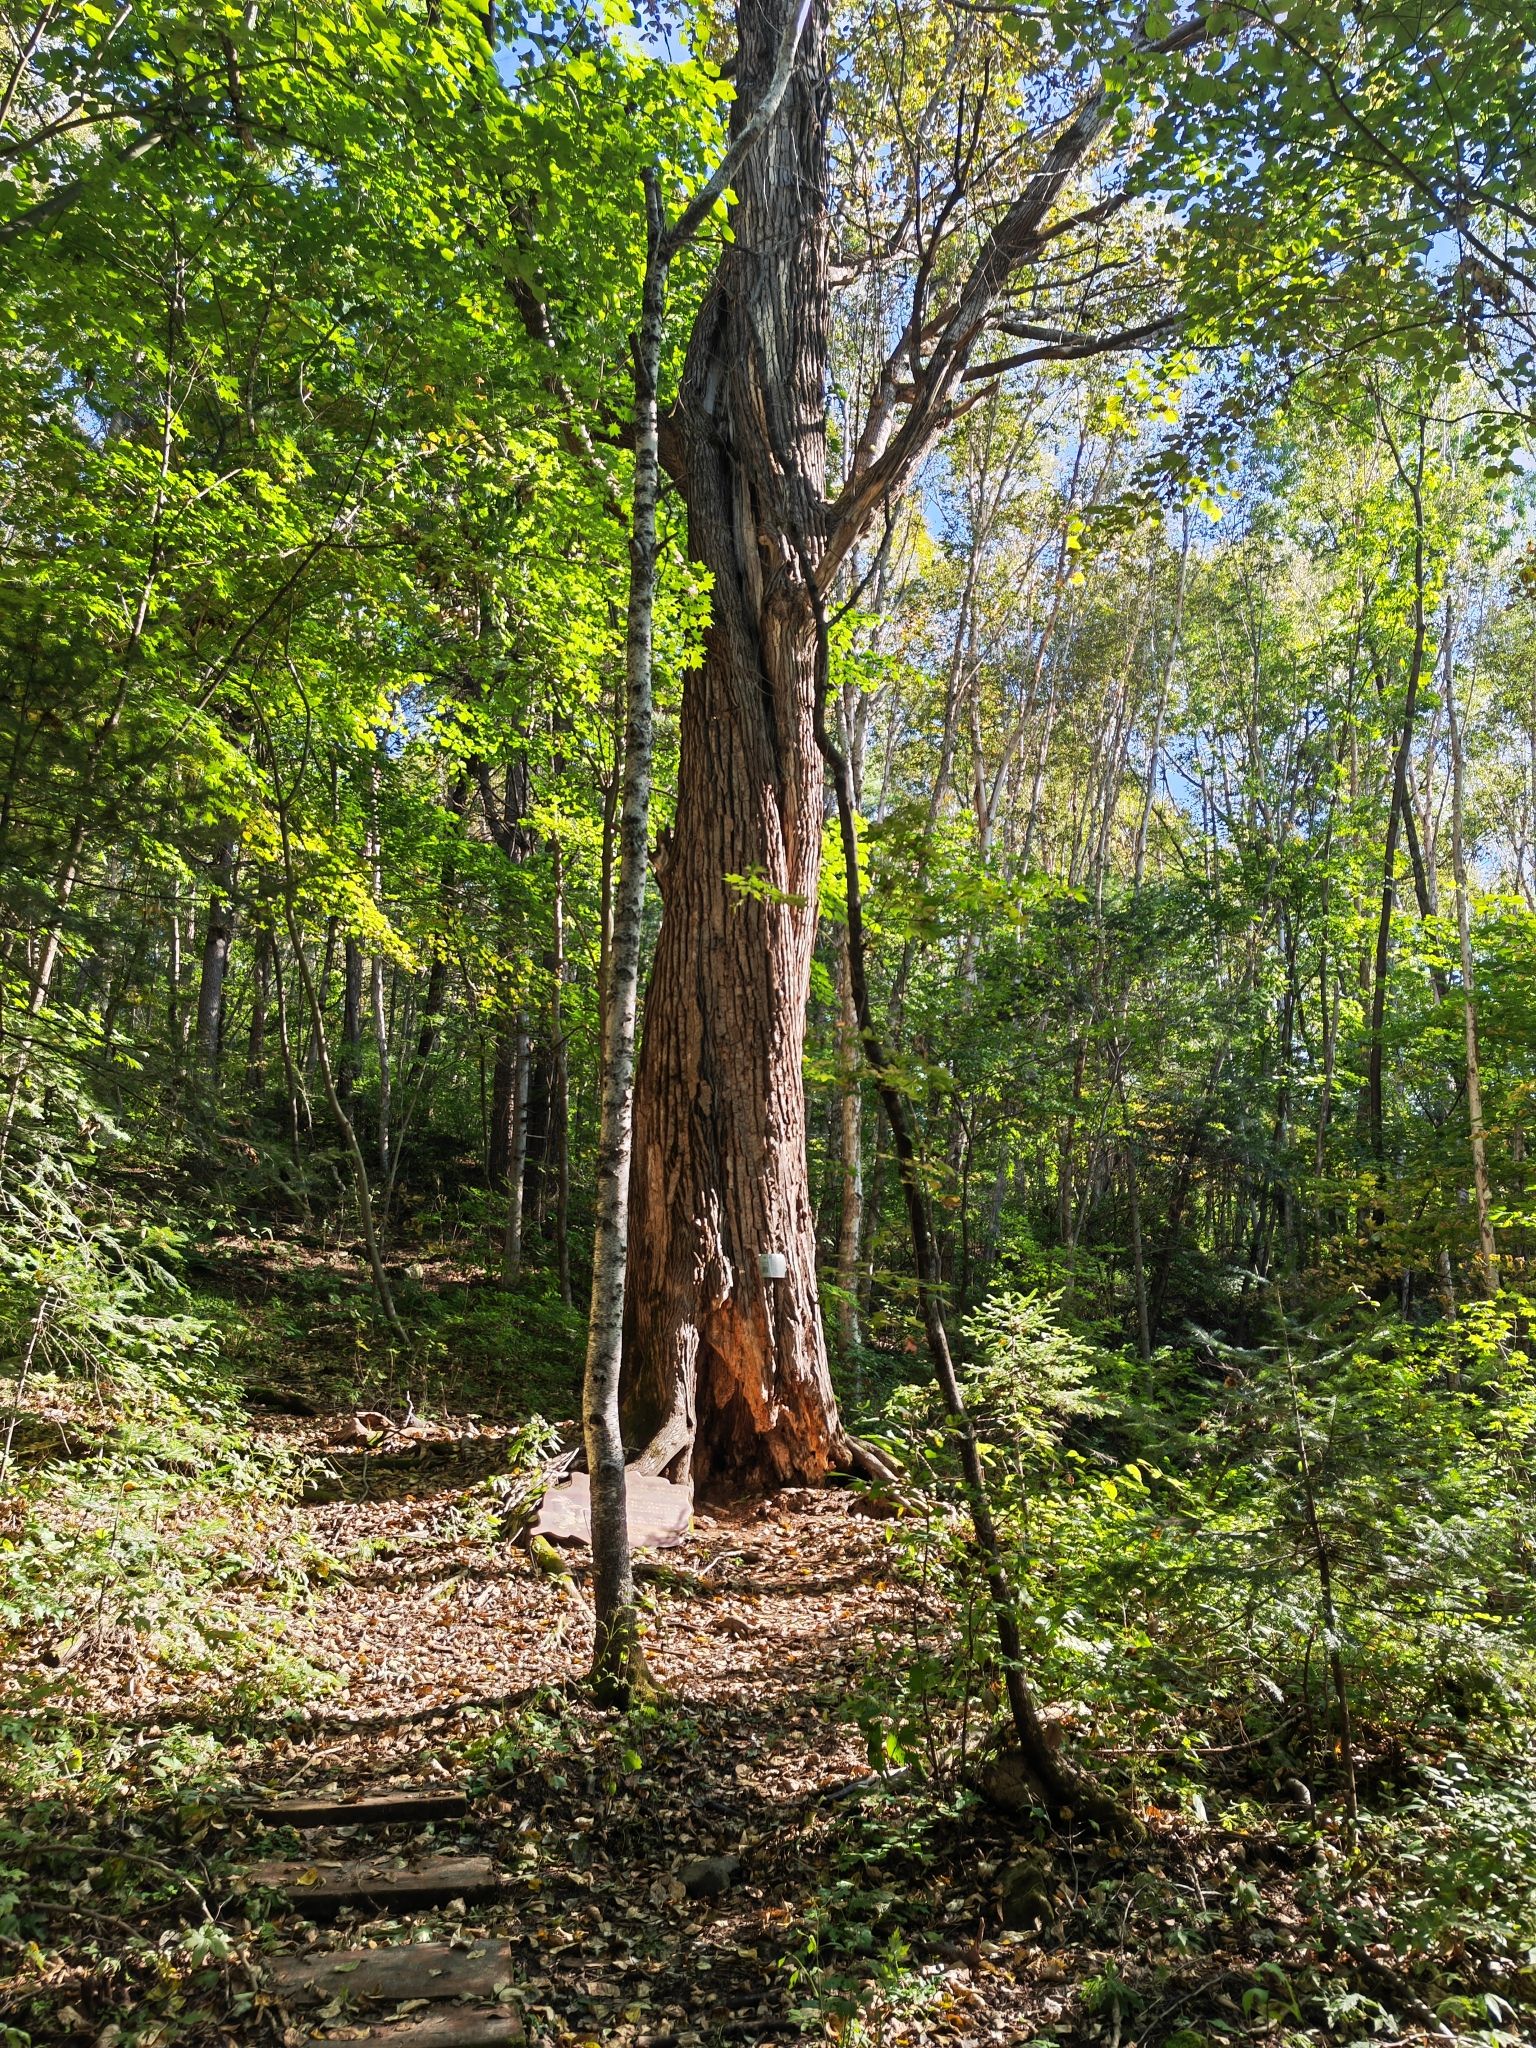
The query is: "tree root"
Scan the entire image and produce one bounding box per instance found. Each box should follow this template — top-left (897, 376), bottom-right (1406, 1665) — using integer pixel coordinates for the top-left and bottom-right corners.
top-left (843, 1435), bottom-right (908, 1487)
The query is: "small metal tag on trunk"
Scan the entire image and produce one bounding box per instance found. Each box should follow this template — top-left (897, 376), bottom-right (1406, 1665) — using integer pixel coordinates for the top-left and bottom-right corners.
top-left (757, 1250), bottom-right (788, 1280)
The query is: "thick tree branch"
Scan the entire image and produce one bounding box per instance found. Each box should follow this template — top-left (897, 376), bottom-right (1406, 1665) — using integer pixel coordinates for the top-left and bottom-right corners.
top-left (820, 14), bottom-right (1207, 586)
top-left (962, 311), bottom-right (1182, 381)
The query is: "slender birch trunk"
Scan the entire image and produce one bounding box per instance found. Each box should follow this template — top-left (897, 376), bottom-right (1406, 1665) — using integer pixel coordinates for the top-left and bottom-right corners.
top-left (585, 4), bottom-right (813, 1691)
top-left (583, 178), bottom-right (666, 1697)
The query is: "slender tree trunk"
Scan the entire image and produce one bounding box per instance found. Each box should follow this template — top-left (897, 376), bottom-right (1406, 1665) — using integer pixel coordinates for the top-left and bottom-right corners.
top-left (1133, 516), bottom-right (1189, 889)
top-left (499, 1019), bottom-right (529, 1285)
top-left (834, 942), bottom-right (864, 1354)
top-left (287, 908), bottom-right (404, 1343)
top-left (814, 604), bottom-right (1118, 1830)
top-left (246, 929), bottom-right (271, 1093)
top-left (1316, 958), bottom-right (1339, 1176)
top-left (100, 917), bottom-right (149, 1071)
top-left (1283, 1336), bottom-right (1358, 1838)
top-left (523, 1049), bottom-right (551, 1229)
top-left (415, 949), bottom-right (449, 1068)
top-left (270, 938), bottom-right (308, 1193)
top-left (584, 176), bottom-right (667, 1695)
top-left (489, 1015), bottom-right (521, 1187)
top-left (195, 835), bottom-right (239, 1070)
top-left (1445, 663), bottom-right (1498, 1293)
top-left (167, 878), bottom-right (186, 1070)
top-left (552, 840), bottom-right (572, 1308)
top-left (367, 778), bottom-right (390, 1178)
top-left (1126, 1145), bottom-right (1151, 1365)
top-left (589, 11), bottom-right (817, 1691)
top-left (372, 953), bottom-right (391, 1180)
top-left (624, 0), bottom-right (844, 1493)
top-left (1367, 417), bottom-right (1430, 1160)
top-left (304, 916), bottom-right (337, 1079)
top-left (340, 935), bottom-right (363, 1109)
top-left (597, 765), bottom-right (618, 1034)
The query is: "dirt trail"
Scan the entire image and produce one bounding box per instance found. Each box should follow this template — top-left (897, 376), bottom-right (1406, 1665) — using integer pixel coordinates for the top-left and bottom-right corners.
top-left (13, 1413), bottom-right (1092, 2046)
top-left (232, 1423), bottom-right (926, 2047)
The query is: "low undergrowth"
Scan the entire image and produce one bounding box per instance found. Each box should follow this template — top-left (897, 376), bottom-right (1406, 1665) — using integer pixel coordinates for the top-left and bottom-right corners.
top-left (828, 1284), bottom-right (1536, 2044)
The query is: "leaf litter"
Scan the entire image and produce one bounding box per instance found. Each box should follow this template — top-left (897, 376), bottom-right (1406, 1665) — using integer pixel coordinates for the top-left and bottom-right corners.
top-left (1, 1403), bottom-right (1457, 2047)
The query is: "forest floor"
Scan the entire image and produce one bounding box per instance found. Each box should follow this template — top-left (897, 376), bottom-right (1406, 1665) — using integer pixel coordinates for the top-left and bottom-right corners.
top-left (1, 1251), bottom-right (1465, 2048)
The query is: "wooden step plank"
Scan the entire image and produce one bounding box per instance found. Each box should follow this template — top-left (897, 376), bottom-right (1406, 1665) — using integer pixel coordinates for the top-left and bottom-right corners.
top-left (267, 1939), bottom-right (512, 2005)
top-left (254, 1788), bottom-right (470, 1828)
top-left (247, 1855), bottom-right (504, 1915)
top-left (292, 2015), bottom-right (522, 2046)
top-left (341, 2016), bottom-right (521, 2046)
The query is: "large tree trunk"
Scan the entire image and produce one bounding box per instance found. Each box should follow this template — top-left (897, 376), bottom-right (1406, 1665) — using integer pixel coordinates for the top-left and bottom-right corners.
top-left (623, 0), bottom-right (845, 1494)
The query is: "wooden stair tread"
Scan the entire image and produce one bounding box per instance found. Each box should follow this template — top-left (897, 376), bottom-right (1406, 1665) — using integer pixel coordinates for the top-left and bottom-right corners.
top-left (266, 1939), bottom-right (512, 2004)
top-left (291, 2012), bottom-right (522, 2046)
top-left (255, 1788), bottom-right (470, 1828)
top-left (247, 1855), bottom-right (504, 1913)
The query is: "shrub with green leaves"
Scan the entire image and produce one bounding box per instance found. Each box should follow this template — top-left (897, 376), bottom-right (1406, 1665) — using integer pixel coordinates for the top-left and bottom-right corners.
top-left (0, 1123), bottom-right (334, 1756)
top-left (856, 1286), bottom-right (1536, 1954)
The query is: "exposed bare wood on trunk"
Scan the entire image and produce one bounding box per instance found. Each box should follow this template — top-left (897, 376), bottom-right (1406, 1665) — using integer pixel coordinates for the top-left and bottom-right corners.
top-left (625, 6), bottom-right (1206, 1491)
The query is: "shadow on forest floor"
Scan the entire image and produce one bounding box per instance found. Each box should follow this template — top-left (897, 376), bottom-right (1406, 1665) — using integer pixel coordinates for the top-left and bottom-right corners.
top-left (0, 1376), bottom-right (1460, 2048)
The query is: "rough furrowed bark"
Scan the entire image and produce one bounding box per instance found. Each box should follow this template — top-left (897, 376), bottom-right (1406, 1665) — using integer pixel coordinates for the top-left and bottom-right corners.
top-left (586, 0), bottom-right (816, 1690)
top-left (622, 0), bottom-right (845, 1497)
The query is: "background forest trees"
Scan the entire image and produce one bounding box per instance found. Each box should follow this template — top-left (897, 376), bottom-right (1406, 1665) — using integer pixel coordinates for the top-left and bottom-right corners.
top-left (5, 1), bottom-right (1536, 2028)
top-left (6, 3), bottom-right (1533, 1385)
